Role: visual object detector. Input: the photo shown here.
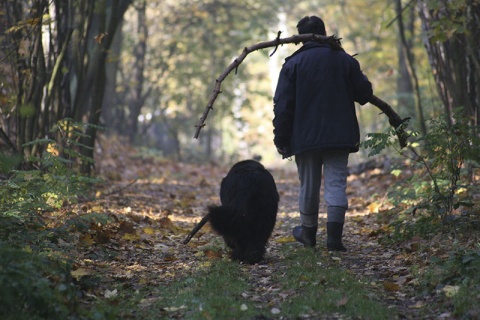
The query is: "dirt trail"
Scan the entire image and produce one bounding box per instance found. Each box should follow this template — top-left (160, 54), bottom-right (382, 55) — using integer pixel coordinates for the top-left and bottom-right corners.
top-left (87, 157), bottom-right (428, 318)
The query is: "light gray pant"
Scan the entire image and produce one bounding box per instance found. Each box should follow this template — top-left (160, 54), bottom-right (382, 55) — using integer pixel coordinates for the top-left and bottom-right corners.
top-left (295, 149), bottom-right (349, 228)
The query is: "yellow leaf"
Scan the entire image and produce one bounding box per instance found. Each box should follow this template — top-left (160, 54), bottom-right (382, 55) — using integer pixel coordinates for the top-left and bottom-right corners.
top-left (367, 202), bottom-right (380, 213)
top-left (143, 227), bottom-right (155, 235)
top-left (122, 232), bottom-right (140, 241)
top-left (276, 236), bottom-right (295, 243)
top-left (46, 143), bottom-right (59, 156)
top-left (443, 285), bottom-right (460, 297)
top-left (80, 234), bottom-right (95, 246)
top-left (71, 268), bottom-right (91, 280)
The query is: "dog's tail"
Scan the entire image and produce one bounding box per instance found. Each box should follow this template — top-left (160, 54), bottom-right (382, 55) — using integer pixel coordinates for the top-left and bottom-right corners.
top-left (182, 213), bottom-right (210, 244)
top-left (182, 205), bottom-right (239, 244)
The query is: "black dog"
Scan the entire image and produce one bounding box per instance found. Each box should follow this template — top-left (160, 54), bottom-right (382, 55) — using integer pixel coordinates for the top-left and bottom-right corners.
top-left (183, 160), bottom-right (279, 264)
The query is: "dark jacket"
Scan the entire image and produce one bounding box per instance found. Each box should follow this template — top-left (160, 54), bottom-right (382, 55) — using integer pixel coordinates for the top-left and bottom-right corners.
top-left (273, 42), bottom-right (373, 157)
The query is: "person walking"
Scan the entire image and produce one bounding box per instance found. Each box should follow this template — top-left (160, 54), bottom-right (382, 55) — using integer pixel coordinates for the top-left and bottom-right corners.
top-left (273, 16), bottom-right (373, 251)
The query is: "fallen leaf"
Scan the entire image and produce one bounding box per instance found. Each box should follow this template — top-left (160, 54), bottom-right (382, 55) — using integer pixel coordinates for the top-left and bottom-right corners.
top-left (336, 294), bottom-right (349, 306)
top-left (162, 305), bottom-right (187, 312)
top-left (409, 300), bottom-right (425, 309)
top-left (442, 285), bottom-right (460, 297)
top-left (143, 227), bottom-right (155, 235)
top-left (71, 268), bottom-right (91, 280)
top-left (204, 249), bottom-right (222, 259)
top-left (368, 202), bottom-right (380, 213)
top-left (139, 297), bottom-right (159, 308)
top-left (79, 234), bottom-right (95, 246)
top-left (122, 232), bottom-right (140, 241)
top-left (271, 307), bottom-right (281, 314)
top-left (276, 236), bottom-right (295, 243)
top-left (159, 217), bottom-right (180, 233)
top-left (118, 221), bottom-right (135, 234)
top-left (104, 289), bottom-right (118, 299)
top-left (383, 281), bottom-right (400, 292)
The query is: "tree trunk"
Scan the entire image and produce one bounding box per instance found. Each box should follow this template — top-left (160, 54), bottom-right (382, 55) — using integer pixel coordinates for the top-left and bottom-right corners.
top-left (395, 0), bottom-right (427, 136)
top-left (418, 1), bottom-right (480, 126)
top-left (79, 0), bottom-right (132, 175)
top-left (102, 18), bottom-right (124, 130)
top-left (126, 0), bottom-right (148, 143)
top-left (396, 3), bottom-right (414, 117)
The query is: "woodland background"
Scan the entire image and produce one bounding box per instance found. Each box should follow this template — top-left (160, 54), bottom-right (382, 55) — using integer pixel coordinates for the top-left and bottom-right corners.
top-left (0, 0), bottom-right (479, 319)
top-left (1, 0), bottom-right (478, 170)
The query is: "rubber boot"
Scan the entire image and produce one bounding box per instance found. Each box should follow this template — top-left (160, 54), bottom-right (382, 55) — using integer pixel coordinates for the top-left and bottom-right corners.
top-left (292, 225), bottom-right (317, 247)
top-left (327, 222), bottom-right (347, 251)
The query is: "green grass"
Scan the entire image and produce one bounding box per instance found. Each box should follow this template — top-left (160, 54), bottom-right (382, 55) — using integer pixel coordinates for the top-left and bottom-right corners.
top-left (274, 247), bottom-right (391, 319)
top-left (104, 259), bottom-right (257, 319)
top-left (122, 245), bottom-right (392, 319)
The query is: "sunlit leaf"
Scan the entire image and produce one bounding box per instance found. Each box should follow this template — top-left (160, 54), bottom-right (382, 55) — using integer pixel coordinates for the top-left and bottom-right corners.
top-left (162, 305), bottom-right (187, 312)
top-left (71, 268), bottom-right (92, 280)
top-left (122, 232), bottom-right (140, 241)
top-left (442, 285), bottom-right (460, 297)
top-left (104, 289), bottom-right (118, 299)
top-left (143, 227), bottom-right (155, 235)
top-left (391, 169), bottom-right (402, 177)
top-left (275, 235), bottom-right (295, 243)
top-left (367, 202), bottom-right (380, 213)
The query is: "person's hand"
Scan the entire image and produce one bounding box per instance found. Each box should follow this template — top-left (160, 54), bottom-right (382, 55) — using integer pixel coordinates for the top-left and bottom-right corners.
top-left (276, 146), bottom-right (291, 158)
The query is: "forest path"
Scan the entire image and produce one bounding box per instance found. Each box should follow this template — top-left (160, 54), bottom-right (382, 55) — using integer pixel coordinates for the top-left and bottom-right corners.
top-left (84, 148), bottom-right (429, 318)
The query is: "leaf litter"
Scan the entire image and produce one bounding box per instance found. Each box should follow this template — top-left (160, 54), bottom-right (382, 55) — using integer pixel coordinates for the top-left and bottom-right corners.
top-left (66, 135), bottom-right (479, 318)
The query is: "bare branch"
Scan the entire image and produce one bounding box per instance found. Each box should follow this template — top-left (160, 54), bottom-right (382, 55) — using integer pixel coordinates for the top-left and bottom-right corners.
top-left (193, 33), bottom-right (342, 139)
top-left (193, 32), bottom-right (408, 149)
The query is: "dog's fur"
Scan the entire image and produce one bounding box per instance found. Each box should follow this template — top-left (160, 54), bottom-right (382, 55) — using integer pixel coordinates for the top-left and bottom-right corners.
top-left (207, 160), bottom-right (279, 264)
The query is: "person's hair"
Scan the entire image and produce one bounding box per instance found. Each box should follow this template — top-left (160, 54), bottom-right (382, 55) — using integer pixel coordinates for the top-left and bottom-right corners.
top-left (296, 16), bottom-right (326, 36)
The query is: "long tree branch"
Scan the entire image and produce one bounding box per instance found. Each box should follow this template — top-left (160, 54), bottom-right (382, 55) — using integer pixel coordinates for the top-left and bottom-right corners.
top-left (193, 32), bottom-right (342, 139)
top-left (194, 32), bottom-right (408, 148)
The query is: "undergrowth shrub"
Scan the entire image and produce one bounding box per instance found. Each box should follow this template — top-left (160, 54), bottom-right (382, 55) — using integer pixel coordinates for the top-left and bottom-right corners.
top-left (363, 109), bottom-right (480, 318)
top-left (0, 245), bottom-right (77, 320)
top-left (362, 108), bottom-right (479, 236)
top-left (0, 118), bottom-right (109, 319)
